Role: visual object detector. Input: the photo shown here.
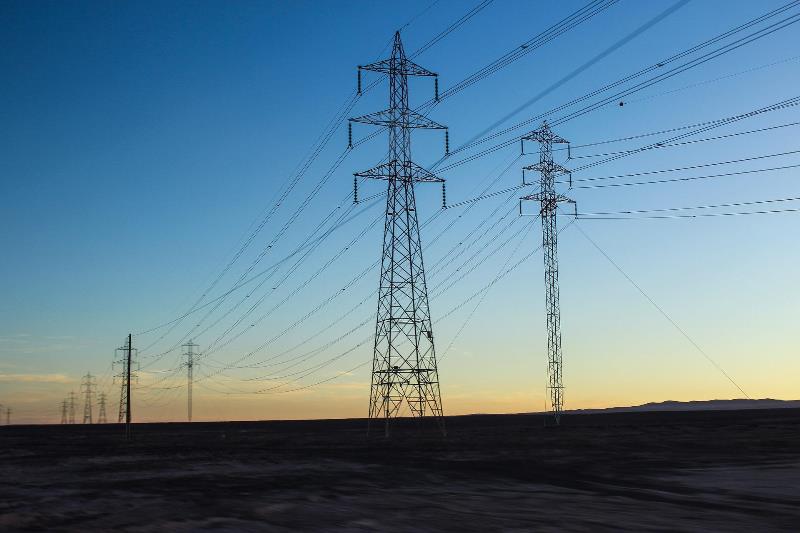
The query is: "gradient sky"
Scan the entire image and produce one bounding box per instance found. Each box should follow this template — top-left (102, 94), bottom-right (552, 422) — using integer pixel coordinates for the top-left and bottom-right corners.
top-left (1, 0), bottom-right (798, 424)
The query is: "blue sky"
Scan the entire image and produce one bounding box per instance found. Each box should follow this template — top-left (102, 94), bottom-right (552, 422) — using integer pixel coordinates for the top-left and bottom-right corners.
top-left (1, 0), bottom-right (798, 423)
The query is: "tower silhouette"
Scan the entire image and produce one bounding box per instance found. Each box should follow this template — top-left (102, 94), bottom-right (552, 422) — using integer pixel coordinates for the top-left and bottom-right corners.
top-left (114, 334), bottom-right (137, 438)
top-left (67, 391), bottom-right (77, 424)
top-left (81, 372), bottom-right (96, 424)
top-left (350, 32), bottom-right (448, 437)
top-left (97, 392), bottom-right (108, 424)
top-left (182, 340), bottom-right (198, 422)
top-left (521, 122), bottom-right (575, 425)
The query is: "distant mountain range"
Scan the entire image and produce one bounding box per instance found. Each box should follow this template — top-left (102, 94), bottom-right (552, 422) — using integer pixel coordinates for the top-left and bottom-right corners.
top-left (569, 399), bottom-right (800, 414)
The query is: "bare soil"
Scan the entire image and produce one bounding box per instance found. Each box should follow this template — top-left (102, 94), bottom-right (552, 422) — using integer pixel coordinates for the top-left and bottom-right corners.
top-left (1, 409), bottom-right (799, 531)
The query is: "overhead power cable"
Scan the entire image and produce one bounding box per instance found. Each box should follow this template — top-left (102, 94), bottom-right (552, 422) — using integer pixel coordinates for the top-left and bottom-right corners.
top-left (572, 222), bottom-right (751, 398)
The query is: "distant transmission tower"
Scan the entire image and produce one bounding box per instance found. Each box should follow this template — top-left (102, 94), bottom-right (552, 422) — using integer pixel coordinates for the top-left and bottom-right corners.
top-left (114, 333), bottom-right (138, 438)
top-left (520, 121), bottom-right (575, 426)
top-left (5, 407), bottom-right (10, 425)
top-left (81, 372), bottom-right (96, 424)
top-left (97, 392), bottom-right (108, 424)
top-left (182, 340), bottom-right (199, 422)
top-left (67, 391), bottom-right (78, 424)
top-left (350, 32), bottom-right (449, 437)
top-left (60, 400), bottom-right (68, 424)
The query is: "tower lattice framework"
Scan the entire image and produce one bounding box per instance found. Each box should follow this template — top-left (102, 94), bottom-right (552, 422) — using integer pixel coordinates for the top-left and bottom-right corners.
top-left (67, 391), bottom-right (77, 424)
top-left (97, 392), bottom-right (108, 424)
top-left (182, 340), bottom-right (198, 422)
top-left (81, 372), bottom-right (96, 424)
top-left (114, 334), bottom-right (137, 425)
top-left (521, 122), bottom-right (574, 426)
top-left (350, 32), bottom-right (448, 437)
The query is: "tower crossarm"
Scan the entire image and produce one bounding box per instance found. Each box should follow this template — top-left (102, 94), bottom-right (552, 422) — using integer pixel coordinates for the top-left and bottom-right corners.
top-left (523, 161), bottom-right (570, 176)
top-left (360, 57), bottom-right (437, 77)
top-left (521, 193), bottom-right (576, 216)
top-left (521, 192), bottom-right (574, 204)
top-left (355, 160), bottom-right (444, 183)
top-left (350, 109), bottom-right (446, 130)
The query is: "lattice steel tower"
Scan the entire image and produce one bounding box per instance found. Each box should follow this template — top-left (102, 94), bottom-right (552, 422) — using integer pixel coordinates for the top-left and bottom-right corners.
top-left (67, 391), bottom-right (77, 424)
top-left (521, 121), bottom-right (574, 426)
top-left (60, 399), bottom-right (68, 424)
top-left (81, 372), bottom-right (96, 424)
top-left (114, 334), bottom-right (137, 437)
top-left (182, 340), bottom-right (198, 422)
top-left (350, 32), bottom-right (448, 437)
top-left (97, 392), bottom-right (108, 424)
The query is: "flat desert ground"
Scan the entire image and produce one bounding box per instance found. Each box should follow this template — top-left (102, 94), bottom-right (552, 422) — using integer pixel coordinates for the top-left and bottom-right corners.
top-left (1, 408), bottom-right (799, 531)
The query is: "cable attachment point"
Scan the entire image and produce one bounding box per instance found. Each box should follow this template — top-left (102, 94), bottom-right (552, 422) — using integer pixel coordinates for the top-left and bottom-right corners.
top-left (567, 143), bottom-right (571, 160)
top-left (353, 175), bottom-right (359, 204)
top-left (434, 76), bottom-right (439, 102)
top-left (444, 128), bottom-right (449, 156)
top-left (357, 67), bottom-right (362, 95)
top-left (520, 138), bottom-right (524, 156)
top-left (441, 182), bottom-right (447, 209)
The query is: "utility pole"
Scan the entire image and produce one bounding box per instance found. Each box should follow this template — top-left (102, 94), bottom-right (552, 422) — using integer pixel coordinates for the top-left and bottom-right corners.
top-left (350, 31), bottom-right (449, 437)
top-left (97, 392), bottom-right (108, 424)
top-left (60, 400), bottom-right (68, 424)
top-left (182, 340), bottom-right (198, 422)
top-left (67, 391), bottom-right (78, 424)
top-left (520, 121), bottom-right (575, 426)
top-left (114, 334), bottom-right (137, 439)
top-left (81, 372), bottom-right (96, 424)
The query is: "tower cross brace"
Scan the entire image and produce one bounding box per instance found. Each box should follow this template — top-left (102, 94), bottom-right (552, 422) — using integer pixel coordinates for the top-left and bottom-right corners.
top-left (350, 32), bottom-right (448, 437)
top-left (521, 121), bottom-right (575, 426)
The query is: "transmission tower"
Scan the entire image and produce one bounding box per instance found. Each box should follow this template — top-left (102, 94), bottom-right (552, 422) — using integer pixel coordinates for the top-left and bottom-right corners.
top-left (5, 407), bottom-right (10, 425)
top-left (97, 392), bottom-right (108, 424)
top-left (182, 340), bottom-right (199, 422)
top-left (67, 391), bottom-right (78, 424)
top-left (114, 334), bottom-right (137, 438)
top-left (81, 372), bottom-right (96, 424)
top-left (520, 121), bottom-right (575, 426)
top-left (60, 400), bottom-right (68, 424)
top-left (349, 32), bottom-right (449, 437)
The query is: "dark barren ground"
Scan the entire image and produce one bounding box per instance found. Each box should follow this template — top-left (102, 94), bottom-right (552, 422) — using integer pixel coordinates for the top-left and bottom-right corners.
top-left (1, 409), bottom-right (799, 531)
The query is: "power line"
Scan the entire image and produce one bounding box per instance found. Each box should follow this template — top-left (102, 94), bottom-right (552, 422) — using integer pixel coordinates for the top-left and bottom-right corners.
top-left (577, 196), bottom-right (800, 217)
top-left (572, 222), bottom-right (751, 399)
top-left (437, 2), bottom-right (800, 170)
top-left (571, 162), bottom-right (800, 191)
top-left (134, 0), bottom-right (483, 345)
top-left (562, 147), bottom-right (800, 185)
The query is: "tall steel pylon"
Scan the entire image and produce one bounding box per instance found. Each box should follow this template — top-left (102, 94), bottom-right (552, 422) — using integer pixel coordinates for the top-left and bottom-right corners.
top-left (5, 407), bottom-right (10, 425)
top-left (60, 400), bottom-right (68, 424)
top-left (182, 340), bottom-right (198, 422)
top-left (81, 372), bottom-right (96, 424)
top-left (67, 391), bottom-right (77, 424)
top-left (97, 392), bottom-right (108, 424)
top-left (114, 334), bottom-right (137, 438)
top-left (520, 121), bottom-right (575, 426)
top-left (350, 31), bottom-right (449, 437)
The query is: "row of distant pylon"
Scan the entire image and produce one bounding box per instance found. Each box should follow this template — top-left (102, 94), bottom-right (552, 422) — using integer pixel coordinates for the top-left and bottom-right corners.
top-left (60, 372), bottom-right (108, 424)
top-left (0, 402), bottom-right (11, 425)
